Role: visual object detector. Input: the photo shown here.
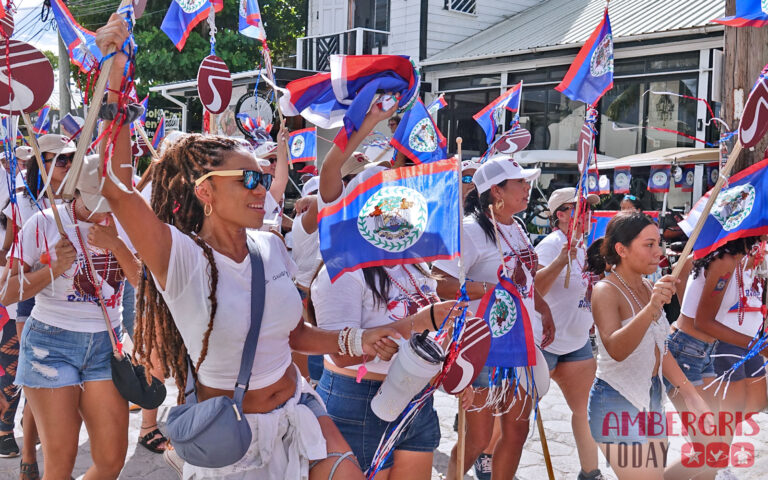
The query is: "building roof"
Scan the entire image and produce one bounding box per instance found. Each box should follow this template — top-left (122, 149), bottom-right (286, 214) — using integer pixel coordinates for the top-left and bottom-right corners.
top-left (423, 0), bottom-right (724, 65)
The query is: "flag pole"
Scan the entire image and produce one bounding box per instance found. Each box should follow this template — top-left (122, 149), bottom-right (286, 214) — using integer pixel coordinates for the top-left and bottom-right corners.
top-left (455, 137), bottom-right (468, 479)
top-left (671, 141), bottom-right (743, 279)
top-left (535, 405), bottom-right (556, 480)
top-left (134, 122), bottom-right (158, 159)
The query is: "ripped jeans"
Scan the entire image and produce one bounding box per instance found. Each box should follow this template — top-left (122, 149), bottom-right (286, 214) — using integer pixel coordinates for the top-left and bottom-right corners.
top-left (16, 317), bottom-right (120, 389)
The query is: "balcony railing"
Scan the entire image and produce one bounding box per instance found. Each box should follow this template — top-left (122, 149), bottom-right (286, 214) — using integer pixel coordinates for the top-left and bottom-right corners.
top-left (297, 28), bottom-right (390, 71)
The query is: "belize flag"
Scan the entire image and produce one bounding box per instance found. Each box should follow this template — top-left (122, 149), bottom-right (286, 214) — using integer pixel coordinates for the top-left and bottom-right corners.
top-left (598, 174), bottom-right (610, 195)
top-left (50, 0), bottom-right (102, 73)
top-left (32, 106), bottom-right (51, 135)
top-left (555, 9), bottom-right (614, 105)
top-left (648, 165), bottom-right (671, 193)
top-left (587, 169), bottom-right (599, 194)
top-left (473, 82), bottom-right (522, 146)
top-left (588, 210), bottom-right (660, 246)
top-left (318, 158), bottom-right (460, 282)
top-left (239, 0), bottom-right (266, 40)
top-left (426, 94), bottom-right (447, 119)
top-left (477, 275), bottom-right (536, 368)
top-left (390, 99), bottom-right (447, 164)
top-left (613, 166), bottom-right (631, 194)
top-left (138, 95), bottom-right (149, 125)
top-left (288, 127), bottom-right (317, 164)
top-left (151, 115), bottom-right (166, 150)
top-left (680, 166), bottom-right (695, 193)
top-left (679, 158), bottom-right (768, 259)
top-left (60, 114), bottom-right (84, 140)
top-left (161, 0), bottom-right (222, 51)
top-left (713, 0), bottom-right (768, 27)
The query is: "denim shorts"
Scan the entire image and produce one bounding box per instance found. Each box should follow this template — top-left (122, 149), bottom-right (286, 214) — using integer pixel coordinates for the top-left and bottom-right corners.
top-left (16, 317), bottom-right (121, 389)
top-left (664, 330), bottom-right (715, 391)
top-left (588, 377), bottom-right (666, 444)
top-left (542, 339), bottom-right (594, 371)
top-left (316, 369), bottom-right (440, 471)
top-left (713, 341), bottom-right (766, 381)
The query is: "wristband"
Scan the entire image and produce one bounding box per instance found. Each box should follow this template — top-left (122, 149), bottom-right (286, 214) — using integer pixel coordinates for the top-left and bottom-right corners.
top-left (351, 328), bottom-right (365, 357)
top-left (99, 101), bottom-right (145, 125)
top-left (430, 304), bottom-right (438, 330)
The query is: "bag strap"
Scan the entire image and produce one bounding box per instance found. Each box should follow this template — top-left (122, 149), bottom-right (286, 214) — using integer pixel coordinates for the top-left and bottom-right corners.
top-left (232, 235), bottom-right (266, 405)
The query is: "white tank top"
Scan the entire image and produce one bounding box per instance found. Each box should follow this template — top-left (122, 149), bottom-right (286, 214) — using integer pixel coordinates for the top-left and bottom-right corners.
top-left (594, 280), bottom-right (668, 411)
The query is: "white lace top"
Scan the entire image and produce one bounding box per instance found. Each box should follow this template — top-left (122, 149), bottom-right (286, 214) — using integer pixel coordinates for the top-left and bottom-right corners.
top-left (594, 280), bottom-right (668, 411)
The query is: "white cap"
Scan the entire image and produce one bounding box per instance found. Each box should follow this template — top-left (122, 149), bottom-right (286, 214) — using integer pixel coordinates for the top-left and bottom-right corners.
top-left (76, 154), bottom-right (110, 213)
top-left (254, 141), bottom-right (278, 158)
top-left (37, 134), bottom-right (76, 155)
top-left (15, 146), bottom-right (33, 161)
top-left (461, 159), bottom-right (481, 172)
top-left (472, 154), bottom-right (540, 194)
top-left (546, 187), bottom-right (599, 214)
top-left (301, 176), bottom-right (319, 197)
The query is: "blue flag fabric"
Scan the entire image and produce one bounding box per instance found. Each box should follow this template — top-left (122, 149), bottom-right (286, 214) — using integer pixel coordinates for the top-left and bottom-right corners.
top-left (318, 158), bottom-right (460, 282)
top-left (613, 166), bottom-right (631, 194)
top-left (139, 96), bottom-right (149, 125)
top-left (679, 158), bottom-right (768, 259)
top-left (648, 165), bottom-right (671, 193)
top-left (50, 0), bottom-right (102, 73)
top-left (555, 9), bottom-right (613, 105)
top-left (713, 0), bottom-right (768, 27)
top-left (161, 0), bottom-right (213, 51)
top-left (473, 82), bottom-right (522, 145)
top-left (288, 127), bottom-right (317, 164)
top-left (680, 166), bottom-right (695, 193)
top-left (152, 115), bottom-right (165, 150)
top-left (707, 163), bottom-right (719, 189)
top-left (32, 106), bottom-right (50, 135)
top-left (239, 0), bottom-right (266, 39)
top-left (390, 99), bottom-right (447, 164)
top-left (426, 95), bottom-right (447, 118)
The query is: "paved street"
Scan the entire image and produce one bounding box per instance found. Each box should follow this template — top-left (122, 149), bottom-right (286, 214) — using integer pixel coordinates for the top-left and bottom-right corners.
top-left (1, 379), bottom-right (767, 479)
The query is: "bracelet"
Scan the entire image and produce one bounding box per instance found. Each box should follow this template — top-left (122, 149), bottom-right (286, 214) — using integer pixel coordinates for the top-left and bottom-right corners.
top-left (346, 327), bottom-right (354, 356)
top-left (351, 328), bottom-right (365, 356)
top-left (483, 282), bottom-right (488, 293)
top-left (430, 304), bottom-right (438, 330)
top-left (338, 327), bottom-right (349, 355)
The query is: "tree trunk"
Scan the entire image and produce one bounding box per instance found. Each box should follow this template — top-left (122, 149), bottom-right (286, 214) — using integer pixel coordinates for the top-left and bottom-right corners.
top-left (722, 0), bottom-right (768, 171)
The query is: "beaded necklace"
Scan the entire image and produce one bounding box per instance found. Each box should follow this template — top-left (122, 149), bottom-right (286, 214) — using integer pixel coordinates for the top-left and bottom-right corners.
top-left (494, 217), bottom-right (538, 274)
top-left (385, 266), bottom-right (434, 308)
top-left (71, 200), bottom-right (111, 299)
top-left (735, 260), bottom-right (746, 326)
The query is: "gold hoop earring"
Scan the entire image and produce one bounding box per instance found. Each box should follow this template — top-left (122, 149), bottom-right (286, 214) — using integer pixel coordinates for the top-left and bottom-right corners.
top-left (204, 203), bottom-right (213, 216)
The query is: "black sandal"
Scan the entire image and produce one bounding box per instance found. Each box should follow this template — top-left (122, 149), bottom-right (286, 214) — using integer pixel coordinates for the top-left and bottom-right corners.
top-left (138, 426), bottom-right (168, 454)
top-left (19, 459), bottom-right (40, 480)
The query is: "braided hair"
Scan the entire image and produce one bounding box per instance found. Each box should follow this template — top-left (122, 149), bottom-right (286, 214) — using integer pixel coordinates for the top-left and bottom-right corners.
top-left (134, 134), bottom-right (248, 402)
top-left (692, 236), bottom-right (761, 279)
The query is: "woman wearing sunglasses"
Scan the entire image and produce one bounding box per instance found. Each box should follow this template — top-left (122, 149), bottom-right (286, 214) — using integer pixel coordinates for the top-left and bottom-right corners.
top-left (96, 17), bottom-right (400, 478)
top-left (620, 194), bottom-right (642, 213)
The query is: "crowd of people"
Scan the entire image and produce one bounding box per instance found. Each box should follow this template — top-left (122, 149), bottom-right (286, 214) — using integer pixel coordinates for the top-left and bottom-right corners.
top-left (0, 15), bottom-right (764, 480)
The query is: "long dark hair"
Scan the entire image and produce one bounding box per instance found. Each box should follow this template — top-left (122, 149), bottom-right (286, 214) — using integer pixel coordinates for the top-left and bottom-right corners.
top-left (600, 211), bottom-right (656, 266)
top-left (464, 181), bottom-right (508, 244)
top-left (24, 157), bottom-right (43, 200)
top-left (692, 236), bottom-right (761, 278)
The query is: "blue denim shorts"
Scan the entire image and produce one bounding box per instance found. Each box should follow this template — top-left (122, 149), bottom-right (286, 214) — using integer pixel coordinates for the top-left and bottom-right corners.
top-left (588, 377), bottom-right (666, 444)
top-left (713, 341), bottom-right (766, 381)
top-left (16, 317), bottom-right (121, 389)
top-left (664, 330), bottom-right (716, 391)
top-left (542, 339), bottom-right (594, 371)
top-left (316, 369), bottom-right (440, 471)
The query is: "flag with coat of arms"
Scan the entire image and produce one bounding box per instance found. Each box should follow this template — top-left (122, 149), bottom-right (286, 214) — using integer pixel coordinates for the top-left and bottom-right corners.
top-left (239, 0), bottom-right (266, 39)
top-left (473, 82), bottom-right (522, 145)
top-left (648, 165), bottom-right (671, 193)
top-left (50, 0), bottom-right (102, 73)
top-left (161, 0), bottom-right (223, 51)
top-left (555, 8), bottom-right (614, 105)
top-left (288, 127), bottom-right (317, 164)
top-left (390, 99), bottom-right (447, 164)
top-left (678, 158), bottom-right (768, 259)
top-left (613, 166), bottom-right (631, 194)
top-left (318, 158), bottom-right (461, 282)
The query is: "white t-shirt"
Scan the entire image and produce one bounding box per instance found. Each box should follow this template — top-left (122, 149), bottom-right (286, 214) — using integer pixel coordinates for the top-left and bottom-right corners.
top-left (12, 204), bottom-right (125, 332)
top-left (535, 230), bottom-right (593, 354)
top-left (291, 212), bottom-right (322, 288)
top-left (434, 216), bottom-right (541, 344)
top-left (156, 226), bottom-right (302, 390)
top-left (260, 192), bottom-right (282, 232)
top-left (2, 193), bottom-right (59, 230)
top-left (311, 263), bottom-right (438, 375)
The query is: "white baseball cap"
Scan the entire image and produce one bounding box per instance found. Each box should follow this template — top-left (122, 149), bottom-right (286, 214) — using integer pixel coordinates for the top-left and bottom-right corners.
top-left (254, 141), bottom-right (278, 159)
top-left (461, 159), bottom-right (481, 172)
top-left (472, 154), bottom-right (540, 194)
top-left (76, 154), bottom-right (110, 213)
top-left (301, 176), bottom-right (319, 197)
top-left (37, 134), bottom-right (76, 155)
top-left (546, 187), bottom-right (600, 214)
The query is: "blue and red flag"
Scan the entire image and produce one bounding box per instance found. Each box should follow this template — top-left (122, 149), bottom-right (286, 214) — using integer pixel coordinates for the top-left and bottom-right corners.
top-left (613, 166), bottom-right (631, 194)
top-left (706, 163), bottom-right (719, 189)
top-left (477, 275), bottom-right (536, 368)
top-left (587, 168), bottom-right (599, 194)
top-left (161, 0), bottom-right (222, 51)
top-left (138, 95), bottom-right (149, 125)
top-left (713, 0), bottom-right (768, 27)
top-left (151, 115), bottom-right (166, 150)
top-left (318, 158), bottom-right (460, 282)
top-left (588, 210), bottom-right (660, 246)
top-left (680, 166), bottom-right (695, 193)
top-left (679, 158), bottom-right (768, 259)
top-left (390, 99), bottom-right (447, 164)
top-left (279, 55), bottom-right (420, 152)
top-left (50, 0), bottom-right (102, 73)
top-left (648, 165), bottom-right (671, 193)
top-left (473, 82), bottom-right (522, 146)
top-left (288, 127), bottom-right (317, 164)
top-left (555, 9), bottom-right (614, 105)
top-left (239, 0), bottom-right (266, 40)
top-left (32, 106), bottom-right (51, 135)
top-left (426, 94), bottom-right (447, 119)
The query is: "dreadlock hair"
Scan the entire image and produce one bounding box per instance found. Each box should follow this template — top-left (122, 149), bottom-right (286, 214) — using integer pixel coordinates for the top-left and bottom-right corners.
top-left (692, 236), bottom-right (761, 279)
top-left (134, 134), bottom-right (249, 402)
top-left (464, 181), bottom-right (508, 244)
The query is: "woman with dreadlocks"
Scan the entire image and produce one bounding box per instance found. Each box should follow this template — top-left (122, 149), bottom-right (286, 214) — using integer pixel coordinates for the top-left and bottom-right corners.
top-left (96, 16), bottom-right (401, 479)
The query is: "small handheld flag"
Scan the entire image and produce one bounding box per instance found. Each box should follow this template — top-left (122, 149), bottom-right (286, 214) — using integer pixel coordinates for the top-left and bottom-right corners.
top-left (318, 158), bottom-right (460, 282)
top-left (288, 127), bottom-right (317, 164)
top-left (426, 94), bottom-right (447, 119)
top-left (648, 166), bottom-right (671, 193)
top-left (49, 0), bottom-right (102, 73)
top-left (138, 95), bottom-right (149, 125)
top-left (60, 113), bottom-right (84, 140)
top-left (32, 106), bottom-right (51, 135)
top-left (151, 115), bottom-right (166, 150)
top-left (161, 0), bottom-right (220, 51)
top-left (555, 9), bottom-right (613, 105)
top-left (473, 82), bottom-right (522, 145)
top-left (390, 99), bottom-right (447, 164)
top-left (239, 0), bottom-right (266, 40)
top-left (713, 0), bottom-right (768, 27)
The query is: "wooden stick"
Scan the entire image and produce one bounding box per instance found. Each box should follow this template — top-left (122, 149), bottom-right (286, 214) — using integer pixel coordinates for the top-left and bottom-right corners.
top-left (536, 405), bottom-right (556, 480)
top-left (457, 398), bottom-right (466, 478)
top-left (671, 142), bottom-right (744, 279)
top-left (20, 113), bottom-right (66, 235)
top-left (134, 122), bottom-right (158, 159)
top-left (61, 0), bottom-right (133, 200)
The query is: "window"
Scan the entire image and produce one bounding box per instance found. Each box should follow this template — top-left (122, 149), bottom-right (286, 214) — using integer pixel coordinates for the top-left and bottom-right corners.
top-left (446, 0), bottom-right (476, 15)
top-left (354, 0), bottom-right (390, 46)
